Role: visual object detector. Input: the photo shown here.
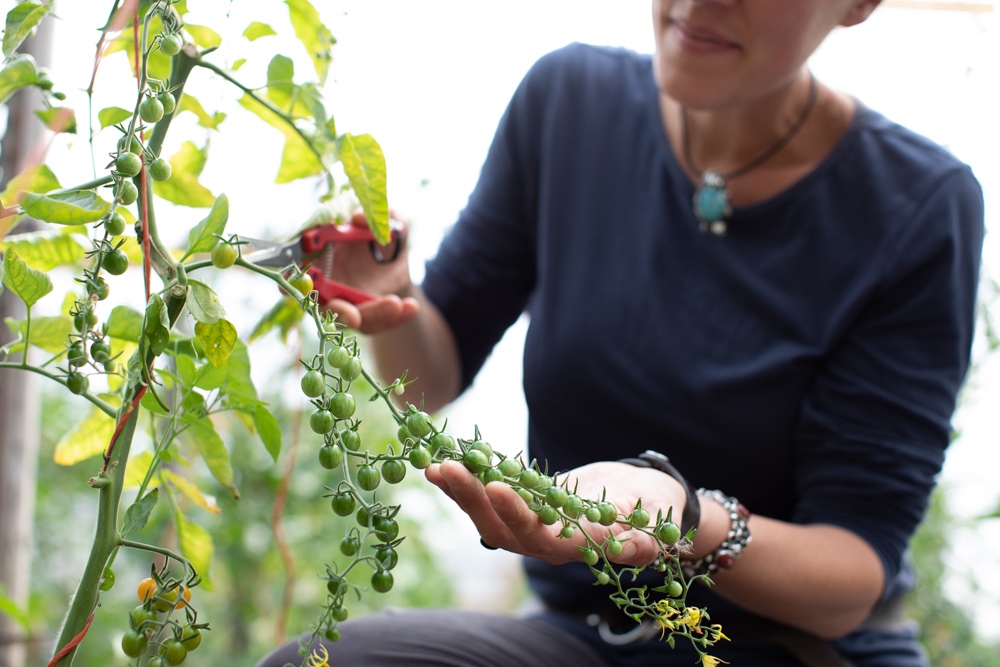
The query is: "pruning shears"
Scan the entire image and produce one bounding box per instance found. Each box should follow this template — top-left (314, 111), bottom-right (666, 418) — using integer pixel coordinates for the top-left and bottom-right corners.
top-left (241, 221), bottom-right (403, 304)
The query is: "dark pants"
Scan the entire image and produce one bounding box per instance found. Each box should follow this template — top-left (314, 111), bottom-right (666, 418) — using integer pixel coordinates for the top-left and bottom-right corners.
top-left (254, 608), bottom-right (611, 667)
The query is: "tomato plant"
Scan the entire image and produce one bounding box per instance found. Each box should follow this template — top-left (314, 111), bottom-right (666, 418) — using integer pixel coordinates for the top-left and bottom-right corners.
top-left (0, 2), bottom-right (720, 665)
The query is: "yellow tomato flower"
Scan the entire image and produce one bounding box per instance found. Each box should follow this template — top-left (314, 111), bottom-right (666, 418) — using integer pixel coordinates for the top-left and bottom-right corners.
top-left (308, 645), bottom-right (331, 667)
top-left (700, 654), bottom-right (729, 667)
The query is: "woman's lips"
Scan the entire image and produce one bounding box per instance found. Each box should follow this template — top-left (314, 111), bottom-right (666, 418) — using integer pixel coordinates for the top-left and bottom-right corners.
top-left (670, 19), bottom-right (740, 54)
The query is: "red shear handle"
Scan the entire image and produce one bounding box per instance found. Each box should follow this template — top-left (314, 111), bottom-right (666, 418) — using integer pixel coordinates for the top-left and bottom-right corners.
top-left (300, 223), bottom-right (397, 254)
top-left (306, 266), bottom-right (377, 305)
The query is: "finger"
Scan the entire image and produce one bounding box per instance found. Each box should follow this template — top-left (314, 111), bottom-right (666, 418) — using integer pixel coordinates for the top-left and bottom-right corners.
top-left (349, 211), bottom-right (369, 228)
top-left (423, 464), bottom-right (456, 502)
top-left (354, 296), bottom-right (419, 333)
top-left (322, 299), bottom-right (362, 330)
top-left (438, 461), bottom-right (519, 551)
top-left (484, 483), bottom-right (578, 564)
top-left (609, 527), bottom-right (661, 567)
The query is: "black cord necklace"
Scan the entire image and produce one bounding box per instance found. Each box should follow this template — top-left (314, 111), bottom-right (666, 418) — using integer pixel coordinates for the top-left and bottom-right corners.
top-left (682, 73), bottom-right (818, 236)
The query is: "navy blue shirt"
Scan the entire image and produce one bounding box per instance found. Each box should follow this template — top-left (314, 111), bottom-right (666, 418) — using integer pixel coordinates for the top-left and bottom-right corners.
top-left (422, 44), bottom-right (984, 665)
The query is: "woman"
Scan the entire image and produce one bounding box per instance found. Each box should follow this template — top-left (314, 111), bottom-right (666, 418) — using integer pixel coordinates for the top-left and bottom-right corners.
top-left (259, 1), bottom-right (984, 665)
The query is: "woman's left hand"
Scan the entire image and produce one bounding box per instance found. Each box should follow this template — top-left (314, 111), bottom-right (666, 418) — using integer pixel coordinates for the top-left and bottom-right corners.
top-left (424, 459), bottom-right (690, 566)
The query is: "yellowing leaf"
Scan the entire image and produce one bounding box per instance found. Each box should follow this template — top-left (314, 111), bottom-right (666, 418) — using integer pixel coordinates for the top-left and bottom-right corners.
top-left (243, 21), bottom-right (276, 41)
top-left (187, 280), bottom-right (226, 324)
top-left (238, 93), bottom-right (323, 184)
top-left (175, 511), bottom-right (214, 588)
top-left (183, 24), bottom-right (222, 48)
top-left (0, 53), bottom-right (38, 105)
top-left (0, 230), bottom-right (86, 271)
top-left (152, 141), bottom-right (216, 208)
top-left (337, 133), bottom-right (390, 244)
top-left (3, 315), bottom-right (72, 354)
top-left (286, 0), bottom-right (333, 85)
top-left (195, 319), bottom-right (236, 368)
top-left (3, 2), bottom-right (53, 58)
top-left (3, 247), bottom-right (52, 307)
top-left (54, 404), bottom-right (115, 465)
top-left (181, 414), bottom-right (238, 498)
top-left (163, 469), bottom-right (221, 514)
top-left (176, 94), bottom-right (226, 130)
top-left (20, 190), bottom-right (110, 225)
top-left (124, 451), bottom-right (157, 488)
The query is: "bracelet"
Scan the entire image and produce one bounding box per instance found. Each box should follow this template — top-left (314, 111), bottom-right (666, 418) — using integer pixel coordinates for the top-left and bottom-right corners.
top-left (680, 489), bottom-right (751, 578)
top-left (619, 450), bottom-right (701, 537)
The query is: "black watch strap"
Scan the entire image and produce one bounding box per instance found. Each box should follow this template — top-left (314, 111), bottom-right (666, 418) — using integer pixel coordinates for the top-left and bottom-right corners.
top-left (619, 450), bottom-right (701, 537)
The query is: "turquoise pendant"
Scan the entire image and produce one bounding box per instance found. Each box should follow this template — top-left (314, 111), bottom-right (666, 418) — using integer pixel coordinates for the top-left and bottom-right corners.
top-left (693, 170), bottom-right (731, 236)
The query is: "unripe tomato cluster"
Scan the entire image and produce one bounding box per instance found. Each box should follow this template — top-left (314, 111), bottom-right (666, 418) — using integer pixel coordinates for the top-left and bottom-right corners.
top-left (121, 573), bottom-right (207, 665)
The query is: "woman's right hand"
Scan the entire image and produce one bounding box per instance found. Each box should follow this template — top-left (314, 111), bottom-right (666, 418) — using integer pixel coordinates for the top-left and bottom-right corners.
top-left (321, 211), bottom-right (420, 333)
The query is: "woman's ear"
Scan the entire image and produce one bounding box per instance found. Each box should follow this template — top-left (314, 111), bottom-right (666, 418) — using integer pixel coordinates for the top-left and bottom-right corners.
top-left (840, 0), bottom-right (883, 27)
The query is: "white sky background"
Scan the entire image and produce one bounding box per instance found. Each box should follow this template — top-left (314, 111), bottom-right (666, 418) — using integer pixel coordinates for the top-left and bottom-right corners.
top-left (9, 0), bottom-right (1000, 638)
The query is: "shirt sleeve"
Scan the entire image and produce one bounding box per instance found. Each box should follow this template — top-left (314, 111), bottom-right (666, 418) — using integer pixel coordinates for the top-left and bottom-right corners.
top-left (791, 166), bottom-right (985, 597)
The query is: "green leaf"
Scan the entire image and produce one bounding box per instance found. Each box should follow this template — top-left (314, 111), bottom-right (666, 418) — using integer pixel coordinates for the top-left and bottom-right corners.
top-left (336, 133), bottom-right (390, 244)
top-left (0, 53), bottom-right (38, 105)
top-left (3, 315), bottom-right (72, 354)
top-left (181, 414), bottom-right (238, 498)
top-left (238, 93), bottom-right (323, 184)
top-left (175, 353), bottom-right (197, 386)
top-left (183, 23), bottom-right (222, 48)
top-left (3, 2), bottom-right (52, 58)
top-left (163, 470), bottom-right (220, 514)
top-left (186, 280), bottom-right (225, 325)
top-left (222, 340), bottom-right (257, 406)
top-left (286, 0), bottom-right (334, 86)
top-left (175, 511), bottom-right (214, 588)
top-left (0, 584), bottom-right (29, 631)
top-left (143, 293), bottom-right (170, 356)
top-left (194, 319), bottom-right (236, 368)
top-left (121, 488), bottom-right (160, 536)
top-left (252, 405), bottom-right (282, 461)
top-left (33, 107), bottom-right (76, 133)
top-left (98, 106), bottom-right (132, 129)
top-left (152, 141), bottom-right (216, 207)
top-left (182, 193), bottom-right (228, 259)
top-left (106, 305), bottom-right (144, 343)
top-left (54, 403), bottom-right (115, 465)
top-left (0, 230), bottom-right (86, 271)
top-left (20, 190), bottom-right (110, 225)
top-left (2, 247), bottom-right (52, 307)
top-left (0, 163), bottom-right (60, 236)
top-left (231, 58), bottom-right (247, 72)
top-left (176, 94), bottom-right (226, 129)
top-left (249, 296), bottom-right (304, 342)
top-left (243, 21), bottom-right (276, 41)
top-left (266, 54), bottom-right (296, 111)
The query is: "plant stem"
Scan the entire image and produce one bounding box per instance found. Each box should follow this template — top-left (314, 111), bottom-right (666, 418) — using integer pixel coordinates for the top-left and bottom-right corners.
top-left (0, 362), bottom-right (117, 417)
top-left (52, 175), bottom-right (115, 195)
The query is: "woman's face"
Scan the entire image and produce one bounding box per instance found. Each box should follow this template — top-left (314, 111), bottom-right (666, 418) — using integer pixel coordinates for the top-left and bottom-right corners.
top-left (652, 0), bottom-right (879, 109)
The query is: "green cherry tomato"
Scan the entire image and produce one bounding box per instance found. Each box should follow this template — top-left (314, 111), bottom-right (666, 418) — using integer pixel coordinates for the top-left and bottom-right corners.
top-left (105, 211), bottom-right (127, 236)
top-left (518, 469), bottom-right (541, 490)
top-left (480, 467), bottom-right (504, 484)
top-left (585, 506), bottom-right (602, 523)
top-left (325, 625), bottom-right (341, 642)
top-left (103, 248), bottom-right (129, 275)
top-left (375, 545), bottom-right (399, 570)
top-left (517, 488), bottom-right (534, 505)
top-left (160, 33), bottom-right (182, 56)
top-left (405, 411), bottom-right (432, 438)
top-left (537, 475), bottom-right (554, 491)
top-left (158, 91), bottom-right (176, 115)
top-left (327, 577), bottom-right (346, 597)
top-left (396, 424), bottom-right (413, 444)
top-left (66, 343), bottom-right (86, 368)
top-left (371, 569), bottom-right (394, 593)
top-left (339, 356), bottom-right (362, 381)
top-left (462, 449), bottom-right (490, 474)
top-left (498, 458), bottom-right (522, 478)
top-left (160, 637), bottom-right (187, 665)
top-left (300, 370), bottom-right (326, 398)
top-left (180, 626), bottom-right (202, 651)
top-left (597, 501), bottom-right (618, 526)
top-left (100, 566), bottom-right (115, 591)
top-left (666, 579), bottom-right (684, 598)
top-left (211, 242), bottom-right (238, 269)
top-left (327, 345), bottom-right (351, 369)
top-left (381, 459), bottom-right (406, 484)
top-left (330, 391), bottom-right (356, 419)
top-left (339, 534), bottom-right (359, 556)
top-left (130, 604), bottom-right (157, 628)
top-left (148, 157), bottom-right (172, 182)
top-left (340, 428), bottom-right (362, 451)
top-left (118, 179), bottom-right (139, 205)
top-left (373, 516), bottom-right (399, 541)
top-left (564, 495), bottom-right (585, 519)
top-left (121, 629), bottom-right (148, 658)
top-left (470, 440), bottom-right (494, 459)
top-left (139, 96), bottom-right (164, 124)
top-left (536, 505), bottom-right (559, 526)
top-left (559, 524), bottom-right (575, 539)
top-left (67, 372), bottom-right (89, 395)
top-left (546, 486), bottom-right (568, 508)
top-left (90, 276), bottom-right (110, 301)
top-left (606, 537), bottom-right (623, 557)
top-left (147, 657), bottom-right (168, 667)
top-left (407, 445), bottom-right (432, 469)
top-left (117, 134), bottom-right (142, 155)
top-left (116, 152), bottom-right (142, 177)
top-left (629, 507), bottom-right (651, 529)
top-left (318, 444), bottom-right (343, 469)
top-left (331, 491), bottom-right (356, 517)
top-left (332, 605), bottom-right (349, 622)
top-left (582, 548), bottom-right (600, 566)
top-left (310, 409), bottom-right (335, 434)
top-left (357, 464), bottom-right (381, 491)
top-left (597, 571), bottom-right (611, 585)
top-left (429, 432), bottom-right (455, 455)
top-left (290, 272), bottom-right (313, 295)
top-left (657, 521), bottom-right (682, 546)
